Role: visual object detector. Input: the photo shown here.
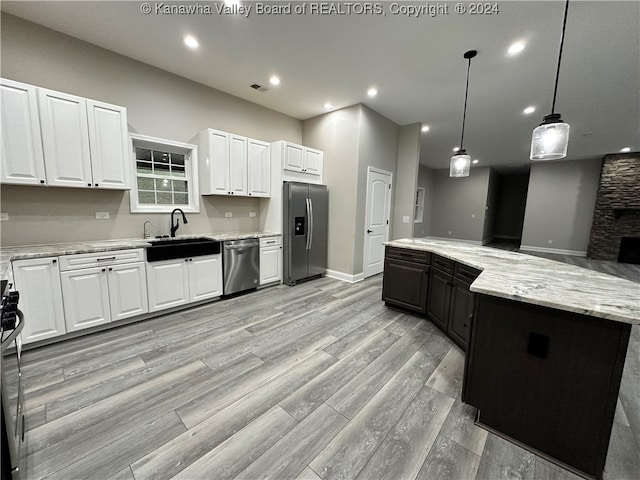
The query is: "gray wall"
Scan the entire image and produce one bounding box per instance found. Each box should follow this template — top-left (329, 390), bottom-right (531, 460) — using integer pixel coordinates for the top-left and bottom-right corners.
top-left (482, 168), bottom-right (499, 244)
top-left (303, 104), bottom-right (400, 277)
top-left (415, 165), bottom-right (436, 238)
top-left (0, 14), bottom-right (301, 246)
top-left (392, 124), bottom-right (421, 240)
top-left (521, 158), bottom-right (601, 254)
top-left (302, 106), bottom-right (361, 276)
top-left (354, 106), bottom-right (399, 273)
top-left (429, 167), bottom-right (491, 243)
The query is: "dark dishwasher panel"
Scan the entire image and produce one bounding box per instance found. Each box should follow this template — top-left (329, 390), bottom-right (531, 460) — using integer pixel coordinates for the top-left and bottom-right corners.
top-left (223, 239), bottom-right (260, 295)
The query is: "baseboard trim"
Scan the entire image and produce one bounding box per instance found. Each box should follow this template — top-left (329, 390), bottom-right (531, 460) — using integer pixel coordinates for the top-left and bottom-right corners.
top-left (519, 245), bottom-right (587, 257)
top-left (325, 269), bottom-right (365, 283)
top-left (428, 236), bottom-right (483, 246)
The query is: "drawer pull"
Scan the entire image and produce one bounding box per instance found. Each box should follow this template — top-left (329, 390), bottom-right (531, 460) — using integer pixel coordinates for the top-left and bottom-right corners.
top-left (97, 257), bottom-right (117, 262)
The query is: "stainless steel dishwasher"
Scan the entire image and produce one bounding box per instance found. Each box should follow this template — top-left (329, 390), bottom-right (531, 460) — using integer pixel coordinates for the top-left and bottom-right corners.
top-left (223, 238), bottom-right (260, 295)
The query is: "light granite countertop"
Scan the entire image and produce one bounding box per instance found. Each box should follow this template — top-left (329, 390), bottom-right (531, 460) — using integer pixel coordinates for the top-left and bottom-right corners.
top-left (0, 231), bottom-right (280, 288)
top-left (386, 238), bottom-right (640, 325)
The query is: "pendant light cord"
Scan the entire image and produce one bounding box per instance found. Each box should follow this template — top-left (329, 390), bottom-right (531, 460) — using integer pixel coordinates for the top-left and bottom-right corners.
top-left (551, 0), bottom-right (570, 114)
top-left (459, 56), bottom-right (472, 150)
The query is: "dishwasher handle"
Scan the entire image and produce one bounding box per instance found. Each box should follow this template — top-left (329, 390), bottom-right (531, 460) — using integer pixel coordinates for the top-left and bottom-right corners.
top-left (224, 239), bottom-right (259, 249)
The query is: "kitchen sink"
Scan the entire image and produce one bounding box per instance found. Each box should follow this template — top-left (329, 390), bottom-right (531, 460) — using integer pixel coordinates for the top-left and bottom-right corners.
top-left (145, 237), bottom-right (221, 262)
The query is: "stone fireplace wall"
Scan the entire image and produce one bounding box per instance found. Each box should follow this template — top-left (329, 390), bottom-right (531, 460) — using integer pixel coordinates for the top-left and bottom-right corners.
top-left (587, 153), bottom-right (640, 260)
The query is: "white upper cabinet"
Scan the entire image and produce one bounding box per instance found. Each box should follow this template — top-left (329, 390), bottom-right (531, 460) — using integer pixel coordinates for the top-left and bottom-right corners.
top-left (38, 88), bottom-right (93, 188)
top-left (273, 141), bottom-right (324, 185)
top-left (248, 139), bottom-right (271, 197)
top-left (0, 78), bottom-right (130, 189)
top-left (87, 99), bottom-right (130, 189)
top-left (0, 79), bottom-right (46, 185)
top-left (192, 128), bottom-right (271, 197)
top-left (229, 134), bottom-right (248, 195)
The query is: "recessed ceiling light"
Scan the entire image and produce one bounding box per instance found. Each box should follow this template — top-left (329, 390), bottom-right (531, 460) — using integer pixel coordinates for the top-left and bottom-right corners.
top-left (323, 103), bottom-right (333, 110)
top-left (269, 75), bottom-right (281, 86)
top-left (367, 87), bottom-right (378, 98)
top-left (453, 147), bottom-right (460, 152)
top-left (508, 41), bottom-right (526, 56)
top-left (523, 106), bottom-right (536, 115)
top-left (472, 159), bottom-right (479, 164)
top-left (421, 125), bottom-right (430, 133)
top-left (183, 35), bottom-right (199, 49)
top-left (620, 147), bottom-right (631, 153)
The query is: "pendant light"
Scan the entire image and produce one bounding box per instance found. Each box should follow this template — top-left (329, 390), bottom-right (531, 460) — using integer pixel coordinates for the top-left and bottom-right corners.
top-left (450, 50), bottom-right (477, 178)
top-left (530, 0), bottom-right (571, 161)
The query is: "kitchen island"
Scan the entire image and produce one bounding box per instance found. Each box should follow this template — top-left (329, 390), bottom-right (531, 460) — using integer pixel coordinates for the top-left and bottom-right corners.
top-left (383, 238), bottom-right (639, 480)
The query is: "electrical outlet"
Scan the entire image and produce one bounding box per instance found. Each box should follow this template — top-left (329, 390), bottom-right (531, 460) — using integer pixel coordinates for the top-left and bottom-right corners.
top-left (471, 213), bottom-right (476, 218)
top-left (402, 216), bottom-right (410, 224)
top-left (548, 239), bottom-right (553, 245)
top-left (225, 212), bottom-right (233, 218)
top-left (95, 212), bottom-right (110, 220)
top-left (0, 213), bottom-right (9, 221)
top-left (249, 212), bottom-right (257, 218)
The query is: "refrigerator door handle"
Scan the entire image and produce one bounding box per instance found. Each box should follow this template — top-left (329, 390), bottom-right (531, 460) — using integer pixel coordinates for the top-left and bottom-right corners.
top-left (305, 197), bottom-right (311, 250)
top-left (309, 198), bottom-right (314, 250)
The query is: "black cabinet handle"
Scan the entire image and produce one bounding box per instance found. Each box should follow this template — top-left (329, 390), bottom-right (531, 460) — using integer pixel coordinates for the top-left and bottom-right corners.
top-left (95, 183), bottom-right (99, 187)
top-left (463, 323), bottom-right (469, 328)
top-left (52, 259), bottom-right (57, 263)
top-left (367, 229), bottom-right (373, 234)
top-left (108, 267), bottom-right (113, 271)
top-left (21, 414), bottom-right (25, 442)
top-left (101, 268), bottom-right (106, 272)
top-left (40, 179), bottom-right (45, 184)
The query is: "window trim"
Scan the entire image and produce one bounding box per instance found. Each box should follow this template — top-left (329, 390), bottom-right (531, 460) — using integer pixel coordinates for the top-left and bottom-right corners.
top-left (129, 133), bottom-right (200, 214)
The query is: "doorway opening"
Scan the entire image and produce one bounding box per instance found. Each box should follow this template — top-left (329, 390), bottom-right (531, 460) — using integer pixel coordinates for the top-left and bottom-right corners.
top-left (486, 168), bottom-right (530, 252)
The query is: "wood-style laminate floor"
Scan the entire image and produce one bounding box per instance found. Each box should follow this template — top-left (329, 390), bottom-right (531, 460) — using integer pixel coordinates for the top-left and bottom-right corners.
top-left (19, 259), bottom-right (640, 480)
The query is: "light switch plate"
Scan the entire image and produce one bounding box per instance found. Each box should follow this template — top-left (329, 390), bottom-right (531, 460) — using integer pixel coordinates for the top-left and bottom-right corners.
top-left (402, 216), bottom-right (410, 224)
top-left (249, 212), bottom-right (257, 218)
top-left (225, 212), bottom-right (233, 218)
top-left (0, 213), bottom-right (8, 221)
top-left (95, 212), bottom-right (110, 220)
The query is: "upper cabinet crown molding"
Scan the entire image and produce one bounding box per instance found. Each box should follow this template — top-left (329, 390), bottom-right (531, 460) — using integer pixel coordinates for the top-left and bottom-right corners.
top-left (191, 128), bottom-right (271, 198)
top-left (0, 78), bottom-right (130, 190)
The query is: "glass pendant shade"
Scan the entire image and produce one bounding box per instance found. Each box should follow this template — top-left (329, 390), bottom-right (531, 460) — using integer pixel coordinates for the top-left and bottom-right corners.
top-left (530, 114), bottom-right (570, 161)
top-left (450, 151), bottom-right (471, 177)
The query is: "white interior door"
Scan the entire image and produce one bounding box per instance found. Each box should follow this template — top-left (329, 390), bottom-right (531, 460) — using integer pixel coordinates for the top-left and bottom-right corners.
top-left (363, 167), bottom-right (392, 278)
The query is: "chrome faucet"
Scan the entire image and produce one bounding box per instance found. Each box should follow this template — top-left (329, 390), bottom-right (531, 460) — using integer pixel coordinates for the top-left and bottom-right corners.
top-left (143, 220), bottom-right (154, 239)
top-left (170, 208), bottom-right (188, 237)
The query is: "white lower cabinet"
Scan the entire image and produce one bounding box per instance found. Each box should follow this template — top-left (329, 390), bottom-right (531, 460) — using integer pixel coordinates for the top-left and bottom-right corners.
top-left (259, 236), bottom-right (282, 286)
top-left (12, 257), bottom-right (66, 344)
top-left (59, 249), bottom-right (148, 333)
top-left (146, 253), bottom-right (223, 312)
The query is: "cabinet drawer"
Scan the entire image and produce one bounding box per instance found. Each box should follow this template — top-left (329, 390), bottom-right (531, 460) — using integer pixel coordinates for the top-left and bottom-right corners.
top-left (385, 247), bottom-right (431, 265)
top-left (59, 249), bottom-right (145, 271)
top-left (454, 263), bottom-right (481, 283)
top-left (431, 254), bottom-right (454, 273)
top-left (260, 236), bottom-right (282, 247)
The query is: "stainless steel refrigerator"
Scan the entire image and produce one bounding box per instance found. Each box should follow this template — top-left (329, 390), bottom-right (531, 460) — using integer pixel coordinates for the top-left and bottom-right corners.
top-left (283, 181), bottom-right (328, 285)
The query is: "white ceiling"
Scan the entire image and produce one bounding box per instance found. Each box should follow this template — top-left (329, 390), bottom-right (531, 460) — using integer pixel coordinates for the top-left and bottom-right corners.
top-left (2, 1), bottom-right (639, 169)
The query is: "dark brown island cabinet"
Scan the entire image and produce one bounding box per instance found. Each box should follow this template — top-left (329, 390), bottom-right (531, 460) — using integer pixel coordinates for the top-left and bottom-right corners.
top-left (382, 247), bottom-right (479, 351)
top-left (381, 245), bottom-right (631, 480)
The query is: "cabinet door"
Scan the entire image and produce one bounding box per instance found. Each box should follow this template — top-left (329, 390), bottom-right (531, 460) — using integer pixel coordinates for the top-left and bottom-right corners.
top-left (247, 139), bottom-right (270, 197)
top-left (448, 278), bottom-right (475, 350)
top-left (0, 79), bottom-right (46, 185)
top-left (38, 88), bottom-right (93, 188)
top-left (382, 258), bottom-right (429, 313)
top-left (60, 267), bottom-right (111, 332)
top-left (87, 100), bottom-right (129, 189)
top-left (188, 254), bottom-right (223, 302)
top-left (283, 143), bottom-right (304, 172)
top-left (146, 259), bottom-right (190, 312)
top-left (12, 257), bottom-right (66, 344)
top-left (108, 262), bottom-right (148, 321)
top-left (260, 246), bottom-right (282, 285)
top-left (427, 268), bottom-right (453, 331)
top-left (203, 129), bottom-right (229, 195)
top-left (229, 135), bottom-right (247, 195)
top-left (304, 148), bottom-right (323, 177)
